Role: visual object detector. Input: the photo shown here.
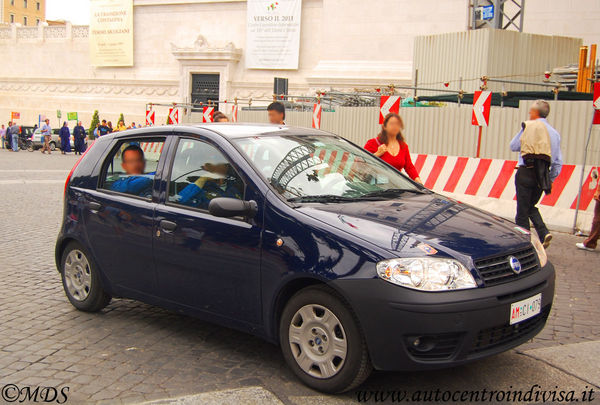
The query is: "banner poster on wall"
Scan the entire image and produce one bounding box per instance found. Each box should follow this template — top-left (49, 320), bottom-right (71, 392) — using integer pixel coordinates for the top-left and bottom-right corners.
top-left (246, 0), bottom-right (302, 70)
top-left (90, 0), bottom-right (134, 67)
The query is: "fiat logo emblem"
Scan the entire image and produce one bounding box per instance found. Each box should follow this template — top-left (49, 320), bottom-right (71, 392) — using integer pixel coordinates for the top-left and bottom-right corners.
top-left (508, 256), bottom-right (522, 274)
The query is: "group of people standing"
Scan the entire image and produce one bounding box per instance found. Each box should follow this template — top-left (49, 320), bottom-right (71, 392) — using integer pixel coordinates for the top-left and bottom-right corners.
top-left (1, 122), bottom-right (21, 152)
top-left (92, 119), bottom-right (143, 138)
top-left (39, 119), bottom-right (87, 155)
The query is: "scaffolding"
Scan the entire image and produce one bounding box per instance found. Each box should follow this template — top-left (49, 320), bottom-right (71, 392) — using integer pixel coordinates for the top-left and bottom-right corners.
top-left (470, 0), bottom-right (525, 32)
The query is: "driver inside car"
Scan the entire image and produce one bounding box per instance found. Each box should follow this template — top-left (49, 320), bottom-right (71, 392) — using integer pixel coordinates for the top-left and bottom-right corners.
top-left (176, 156), bottom-right (242, 209)
top-left (110, 145), bottom-right (154, 198)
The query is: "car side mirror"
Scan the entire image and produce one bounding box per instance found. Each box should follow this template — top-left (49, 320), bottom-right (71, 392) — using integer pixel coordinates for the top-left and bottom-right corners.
top-left (208, 198), bottom-right (258, 219)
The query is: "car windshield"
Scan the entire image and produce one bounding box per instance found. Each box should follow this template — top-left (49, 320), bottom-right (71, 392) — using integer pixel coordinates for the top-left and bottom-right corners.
top-left (233, 134), bottom-right (423, 201)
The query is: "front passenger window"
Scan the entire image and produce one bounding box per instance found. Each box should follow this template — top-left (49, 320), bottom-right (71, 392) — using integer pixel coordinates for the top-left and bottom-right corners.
top-left (168, 139), bottom-right (244, 210)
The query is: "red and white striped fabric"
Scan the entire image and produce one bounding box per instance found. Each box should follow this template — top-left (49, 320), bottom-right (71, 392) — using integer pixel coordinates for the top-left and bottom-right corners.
top-left (412, 153), bottom-right (599, 213)
top-left (231, 105), bottom-right (239, 122)
top-left (139, 141), bottom-right (164, 162)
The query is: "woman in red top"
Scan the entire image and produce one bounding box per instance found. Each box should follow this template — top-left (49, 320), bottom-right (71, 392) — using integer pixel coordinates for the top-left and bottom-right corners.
top-left (364, 112), bottom-right (422, 183)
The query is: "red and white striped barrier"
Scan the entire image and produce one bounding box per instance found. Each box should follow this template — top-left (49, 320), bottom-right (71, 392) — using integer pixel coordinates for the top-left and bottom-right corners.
top-left (411, 153), bottom-right (599, 232)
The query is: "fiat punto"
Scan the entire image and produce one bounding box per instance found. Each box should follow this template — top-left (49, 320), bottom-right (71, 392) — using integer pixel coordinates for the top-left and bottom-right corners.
top-left (56, 124), bottom-right (554, 393)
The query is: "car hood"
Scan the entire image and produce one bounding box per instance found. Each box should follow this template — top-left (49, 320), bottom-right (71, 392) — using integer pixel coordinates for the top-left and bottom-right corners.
top-left (296, 192), bottom-right (531, 261)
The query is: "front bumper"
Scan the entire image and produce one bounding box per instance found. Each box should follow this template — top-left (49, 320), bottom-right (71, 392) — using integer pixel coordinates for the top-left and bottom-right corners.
top-left (331, 262), bottom-right (555, 371)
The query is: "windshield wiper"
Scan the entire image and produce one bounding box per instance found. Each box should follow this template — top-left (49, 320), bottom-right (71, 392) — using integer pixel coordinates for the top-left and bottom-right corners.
top-left (358, 188), bottom-right (427, 199)
top-left (287, 194), bottom-right (359, 203)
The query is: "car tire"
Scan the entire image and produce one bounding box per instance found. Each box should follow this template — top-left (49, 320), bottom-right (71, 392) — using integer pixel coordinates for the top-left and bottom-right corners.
top-left (279, 285), bottom-right (372, 393)
top-left (26, 141), bottom-right (34, 152)
top-left (60, 241), bottom-right (111, 312)
top-left (50, 142), bottom-right (56, 151)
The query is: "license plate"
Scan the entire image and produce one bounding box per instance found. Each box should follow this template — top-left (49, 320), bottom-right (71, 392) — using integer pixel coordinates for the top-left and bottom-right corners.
top-left (509, 293), bottom-right (542, 325)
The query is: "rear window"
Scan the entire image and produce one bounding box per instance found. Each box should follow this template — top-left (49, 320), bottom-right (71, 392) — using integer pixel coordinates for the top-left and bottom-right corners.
top-left (99, 138), bottom-right (166, 199)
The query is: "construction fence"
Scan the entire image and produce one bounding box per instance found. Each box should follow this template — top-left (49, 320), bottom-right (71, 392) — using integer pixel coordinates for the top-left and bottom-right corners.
top-left (237, 100), bottom-right (600, 167)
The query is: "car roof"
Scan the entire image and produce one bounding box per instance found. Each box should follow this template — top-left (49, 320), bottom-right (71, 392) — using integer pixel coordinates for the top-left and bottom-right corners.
top-left (104, 123), bottom-right (331, 140)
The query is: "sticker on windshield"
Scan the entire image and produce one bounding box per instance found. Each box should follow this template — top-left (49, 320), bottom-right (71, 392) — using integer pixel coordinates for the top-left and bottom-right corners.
top-left (417, 243), bottom-right (437, 255)
top-left (514, 226), bottom-right (530, 235)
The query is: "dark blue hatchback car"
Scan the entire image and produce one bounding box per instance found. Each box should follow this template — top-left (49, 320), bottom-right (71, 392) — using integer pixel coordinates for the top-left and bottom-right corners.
top-left (56, 124), bottom-right (555, 393)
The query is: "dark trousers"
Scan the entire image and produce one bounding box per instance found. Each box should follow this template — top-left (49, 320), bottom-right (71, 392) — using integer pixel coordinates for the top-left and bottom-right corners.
top-left (584, 199), bottom-right (600, 249)
top-left (515, 166), bottom-right (549, 240)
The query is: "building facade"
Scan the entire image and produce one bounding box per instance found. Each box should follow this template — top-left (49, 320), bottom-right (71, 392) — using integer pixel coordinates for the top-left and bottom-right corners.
top-left (0, 0), bottom-right (599, 128)
top-left (1, 0), bottom-right (45, 26)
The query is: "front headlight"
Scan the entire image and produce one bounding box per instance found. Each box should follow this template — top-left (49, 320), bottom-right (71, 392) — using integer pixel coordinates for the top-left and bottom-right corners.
top-left (376, 257), bottom-right (477, 291)
top-left (530, 232), bottom-right (548, 267)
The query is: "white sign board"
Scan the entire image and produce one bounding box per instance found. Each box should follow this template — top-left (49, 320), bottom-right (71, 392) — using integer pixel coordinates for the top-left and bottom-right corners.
top-left (90, 0), bottom-right (134, 67)
top-left (246, 0), bottom-right (302, 70)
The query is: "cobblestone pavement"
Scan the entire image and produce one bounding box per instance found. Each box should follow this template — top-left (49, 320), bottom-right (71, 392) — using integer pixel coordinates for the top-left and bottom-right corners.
top-left (0, 150), bottom-right (598, 404)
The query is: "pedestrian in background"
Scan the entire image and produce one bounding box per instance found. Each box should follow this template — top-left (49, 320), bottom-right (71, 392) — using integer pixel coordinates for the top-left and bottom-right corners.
top-left (6, 121), bottom-right (13, 150)
top-left (212, 111), bottom-right (229, 122)
top-left (107, 121), bottom-right (113, 133)
top-left (115, 120), bottom-right (126, 132)
top-left (73, 121), bottom-right (86, 155)
top-left (576, 168), bottom-right (600, 251)
top-left (98, 120), bottom-right (110, 136)
top-left (9, 121), bottom-right (19, 152)
top-left (510, 100), bottom-right (562, 248)
top-left (41, 118), bottom-right (52, 154)
top-left (364, 112), bottom-right (422, 184)
top-left (267, 102), bottom-right (285, 125)
top-left (59, 122), bottom-right (71, 154)
top-left (0, 124), bottom-right (5, 149)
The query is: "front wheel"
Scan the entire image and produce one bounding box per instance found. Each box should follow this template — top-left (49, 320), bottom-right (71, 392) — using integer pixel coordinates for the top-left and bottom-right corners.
top-left (279, 286), bottom-right (372, 393)
top-left (60, 241), bottom-right (111, 312)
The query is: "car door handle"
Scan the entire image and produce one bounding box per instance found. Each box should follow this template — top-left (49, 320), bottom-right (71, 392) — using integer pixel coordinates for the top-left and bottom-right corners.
top-left (159, 220), bottom-right (177, 232)
top-left (87, 201), bottom-right (103, 212)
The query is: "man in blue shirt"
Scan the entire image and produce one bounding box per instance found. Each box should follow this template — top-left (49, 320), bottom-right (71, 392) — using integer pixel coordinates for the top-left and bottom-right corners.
top-left (98, 120), bottom-right (110, 136)
top-left (9, 122), bottom-right (20, 152)
top-left (510, 100), bottom-right (563, 248)
top-left (111, 145), bottom-right (153, 198)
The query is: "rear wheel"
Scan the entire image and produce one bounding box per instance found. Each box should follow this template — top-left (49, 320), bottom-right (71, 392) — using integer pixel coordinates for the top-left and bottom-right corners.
top-left (60, 241), bottom-right (111, 312)
top-left (279, 286), bottom-right (372, 393)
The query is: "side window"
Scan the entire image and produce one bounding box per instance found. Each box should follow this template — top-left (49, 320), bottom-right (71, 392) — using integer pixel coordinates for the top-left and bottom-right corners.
top-left (100, 138), bottom-right (166, 199)
top-left (167, 139), bottom-right (244, 210)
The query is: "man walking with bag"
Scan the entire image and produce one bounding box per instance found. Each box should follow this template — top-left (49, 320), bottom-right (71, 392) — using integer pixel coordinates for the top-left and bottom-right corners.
top-left (510, 100), bottom-right (563, 248)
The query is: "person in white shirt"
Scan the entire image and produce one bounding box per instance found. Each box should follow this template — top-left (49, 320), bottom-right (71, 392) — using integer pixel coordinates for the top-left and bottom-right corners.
top-left (41, 119), bottom-right (52, 154)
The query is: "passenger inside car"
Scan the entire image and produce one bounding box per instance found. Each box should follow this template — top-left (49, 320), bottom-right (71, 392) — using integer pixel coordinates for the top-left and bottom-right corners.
top-left (110, 145), bottom-right (154, 198)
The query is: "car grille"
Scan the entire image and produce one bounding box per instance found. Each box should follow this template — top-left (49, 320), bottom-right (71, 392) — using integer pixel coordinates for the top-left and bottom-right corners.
top-left (475, 247), bottom-right (539, 287)
top-left (406, 332), bottom-right (463, 361)
top-left (469, 306), bottom-right (550, 355)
